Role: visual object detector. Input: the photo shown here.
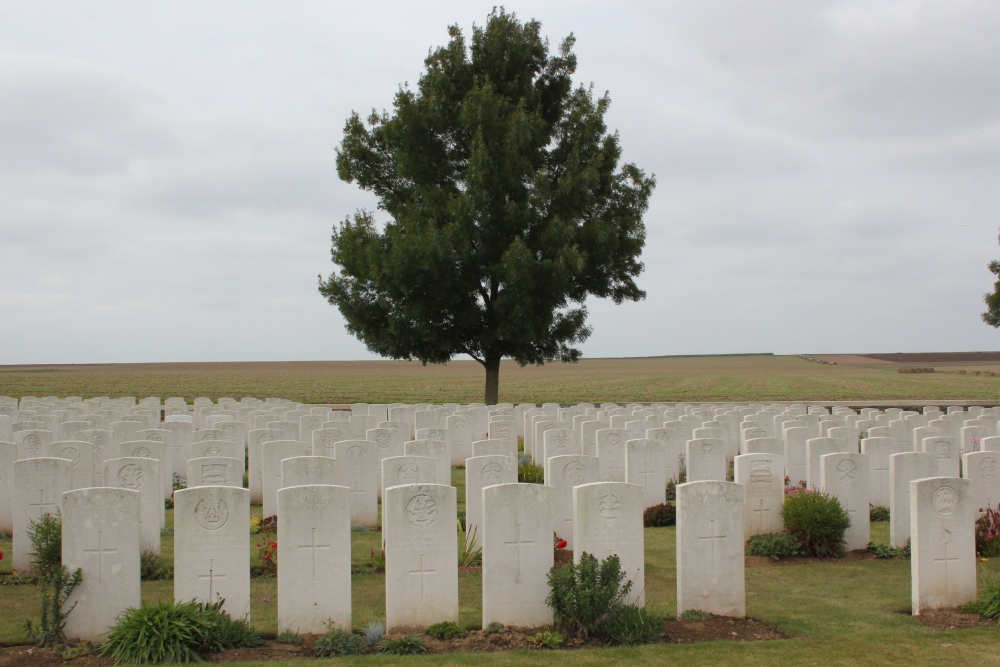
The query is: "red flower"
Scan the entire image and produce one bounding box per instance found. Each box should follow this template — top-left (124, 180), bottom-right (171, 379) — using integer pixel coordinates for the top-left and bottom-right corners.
top-left (0, 549), bottom-right (4, 561)
top-left (556, 540), bottom-right (567, 549)
top-left (263, 553), bottom-right (271, 560)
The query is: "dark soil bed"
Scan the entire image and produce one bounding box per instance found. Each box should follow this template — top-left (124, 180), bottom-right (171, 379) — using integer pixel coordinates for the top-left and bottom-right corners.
top-left (664, 616), bottom-right (785, 643)
top-left (906, 608), bottom-right (997, 631)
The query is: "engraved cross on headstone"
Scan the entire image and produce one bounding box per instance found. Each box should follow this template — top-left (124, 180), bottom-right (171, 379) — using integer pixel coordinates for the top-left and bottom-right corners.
top-left (637, 458), bottom-right (657, 491)
top-left (198, 558), bottom-right (228, 602)
top-left (350, 479), bottom-right (366, 510)
top-left (873, 459), bottom-right (890, 490)
top-left (28, 490), bottom-right (57, 516)
top-left (504, 522), bottom-right (535, 583)
top-left (83, 530), bottom-right (118, 584)
top-left (753, 499), bottom-right (770, 531)
top-left (408, 554), bottom-right (436, 602)
top-left (933, 540), bottom-right (959, 593)
top-left (608, 461), bottom-right (622, 482)
top-left (698, 519), bottom-right (727, 570)
top-left (298, 527), bottom-right (332, 582)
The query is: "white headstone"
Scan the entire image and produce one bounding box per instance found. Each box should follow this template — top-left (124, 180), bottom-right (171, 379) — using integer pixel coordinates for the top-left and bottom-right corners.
top-left (626, 439), bottom-right (667, 508)
top-left (596, 428), bottom-right (628, 482)
top-left (0, 440), bottom-right (14, 534)
top-left (174, 486), bottom-right (251, 617)
top-left (118, 440), bottom-right (171, 501)
top-left (261, 440), bottom-right (311, 517)
top-left (277, 484), bottom-right (351, 633)
top-left (404, 439), bottom-right (451, 487)
top-left (922, 436), bottom-right (960, 478)
top-left (481, 483), bottom-right (553, 627)
top-left (806, 437), bottom-right (848, 490)
top-left (911, 477), bottom-right (976, 614)
top-left (734, 454), bottom-right (784, 539)
top-left (471, 439), bottom-right (517, 459)
top-left (335, 440), bottom-right (378, 528)
top-left (861, 437), bottom-right (908, 507)
top-left (13, 457), bottom-right (72, 574)
top-left (676, 480), bottom-right (745, 617)
top-left (962, 451), bottom-right (1000, 514)
top-left (685, 439), bottom-right (727, 482)
top-left (464, 455), bottom-right (518, 538)
top-left (62, 487), bottom-right (141, 642)
top-left (820, 452), bottom-right (870, 551)
top-left (282, 456), bottom-right (336, 488)
top-left (573, 482), bottom-right (645, 605)
top-left (384, 484), bottom-right (458, 629)
top-left (889, 452), bottom-right (936, 549)
top-left (103, 456), bottom-right (163, 550)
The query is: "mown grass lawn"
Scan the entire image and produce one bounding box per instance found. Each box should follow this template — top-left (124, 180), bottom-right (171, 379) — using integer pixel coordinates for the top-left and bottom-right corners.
top-left (3, 469), bottom-right (1000, 666)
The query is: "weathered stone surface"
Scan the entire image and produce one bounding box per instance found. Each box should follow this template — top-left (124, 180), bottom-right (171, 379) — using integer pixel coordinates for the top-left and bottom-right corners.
top-left (911, 477), bottom-right (976, 615)
top-left (573, 482), bottom-right (645, 605)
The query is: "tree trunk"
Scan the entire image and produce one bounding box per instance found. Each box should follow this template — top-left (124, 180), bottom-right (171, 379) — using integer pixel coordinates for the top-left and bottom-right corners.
top-left (484, 356), bottom-right (501, 405)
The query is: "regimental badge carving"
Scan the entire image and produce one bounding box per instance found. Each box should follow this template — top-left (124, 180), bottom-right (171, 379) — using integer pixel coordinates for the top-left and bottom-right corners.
top-left (655, 431), bottom-right (670, 444)
top-left (482, 462), bottom-right (503, 485)
top-left (131, 446), bottom-right (152, 457)
top-left (201, 432), bottom-right (218, 441)
top-left (750, 460), bottom-right (772, 483)
top-left (607, 432), bottom-right (622, 447)
top-left (347, 445), bottom-right (366, 465)
top-left (564, 461), bottom-right (586, 485)
top-left (934, 441), bottom-right (951, 459)
top-left (454, 417), bottom-right (467, 431)
top-left (86, 433), bottom-right (104, 446)
top-left (205, 445), bottom-right (222, 457)
top-left (23, 434), bottom-right (41, 451)
top-left (398, 462), bottom-right (419, 484)
top-left (146, 434), bottom-right (163, 442)
top-left (932, 486), bottom-right (959, 517)
top-left (259, 433), bottom-right (274, 444)
top-left (222, 424), bottom-right (236, 438)
top-left (202, 464), bottom-right (228, 485)
top-left (195, 494), bottom-right (229, 530)
top-left (407, 494), bottom-right (437, 528)
top-left (427, 429), bottom-right (443, 440)
top-left (552, 430), bottom-right (569, 450)
top-left (376, 432), bottom-right (392, 449)
top-left (599, 494), bottom-right (622, 520)
top-left (118, 464), bottom-right (143, 489)
top-left (836, 459), bottom-right (857, 482)
top-left (60, 447), bottom-right (80, 467)
top-left (699, 442), bottom-right (714, 456)
top-left (981, 457), bottom-right (998, 480)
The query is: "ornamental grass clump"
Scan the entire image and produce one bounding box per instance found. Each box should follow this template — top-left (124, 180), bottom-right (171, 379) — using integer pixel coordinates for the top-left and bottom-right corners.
top-left (781, 489), bottom-right (851, 558)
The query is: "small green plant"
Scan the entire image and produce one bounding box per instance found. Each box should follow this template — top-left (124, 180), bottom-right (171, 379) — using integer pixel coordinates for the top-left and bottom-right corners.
top-left (518, 462), bottom-right (545, 484)
top-left (546, 552), bottom-right (632, 639)
top-left (596, 605), bottom-right (663, 646)
top-left (459, 521), bottom-right (483, 567)
top-left (369, 539), bottom-right (386, 573)
top-left (426, 620), bottom-right (468, 640)
top-left (253, 538), bottom-right (278, 576)
top-left (275, 630), bottom-right (304, 645)
top-left (483, 621), bottom-right (506, 636)
top-left (866, 542), bottom-right (909, 559)
top-left (530, 630), bottom-right (564, 649)
top-left (678, 609), bottom-right (711, 621)
top-left (665, 478), bottom-right (677, 502)
top-left (362, 620), bottom-right (386, 646)
top-left (643, 502), bottom-right (676, 527)
top-left (200, 601), bottom-right (263, 653)
top-left (781, 490), bottom-right (851, 558)
top-left (24, 566), bottom-right (82, 647)
top-left (26, 511), bottom-right (62, 578)
top-left (351, 524), bottom-right (371, 533)
top-left (870, 505), bottom-right (890, 522)
top-left (964, 576), bottom-right (1000, 619)
top-left (457, 509), bottom-right (467, 531)
top-left (377, 634), bottom-right (427, 655)
top-left (314, 628), bottom-right (369, 657)
top-left (141, 549), bottom-right (172, 581)
top-left (975, 504), bottom-right (1000, 557)
top-left (747, 532), bottom-right (802, 560)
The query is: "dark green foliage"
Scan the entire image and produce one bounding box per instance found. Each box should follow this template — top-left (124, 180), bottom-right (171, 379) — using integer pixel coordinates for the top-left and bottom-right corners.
top-left (643, 503), bottom-right (675, 527)
top-left (596, 605), bottom-right (663, 646)
top-left (314, 629), bottom-right (369, 657)
top-left (869, 505), bottom-right (890, 522)
top-left (982, 230), bottom-right (1000, 327)
top-left (530, 631), bottom-right (564, 648)
top-left (100, 599), bottom-right (261, 664)
top-left (665, 479), bottom-right (677, 502)
top-left (866, 542), bottom-right (909, 559)
top-left (747, 533), bottom-right (802, 560)
top-left (26, 511), bottom-right (62, 578)
top-left (483, 621), bottom-right (506, 636)
top-left (321, 8), bottom-right (655, 403)
top-left (457, 509), bottom-right (466, 531)
top-left (678, 609), bottom-right (711, 621)
top-left (24, 566), bottom-right (82, 647)
top-left (377, 634), bottom-right (427, 655)
top-left (964, 577), bottom-right (1000, 619)
top-left (426, 621), bottom-right (468, 640)
top-left (545, 552), bottom-right (632, 639)
top-left (781, 490), bottom-right (851, 558)
top-left (518, 462), bottom-right (544, 484)
top-left (140, 549), bottom-right (172, 581)
top-left (275, 630), bottom-right (303, 645)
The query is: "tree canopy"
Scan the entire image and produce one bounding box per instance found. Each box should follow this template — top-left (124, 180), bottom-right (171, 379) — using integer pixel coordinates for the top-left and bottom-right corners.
top-left (319, 8), bottom-right (655, 403)
top-left (982, 230), bottom-right (1000, 327)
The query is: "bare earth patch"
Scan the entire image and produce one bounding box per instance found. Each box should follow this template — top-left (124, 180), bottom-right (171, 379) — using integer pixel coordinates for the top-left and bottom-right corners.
top-left (907, 609), bottom-right (997, 631)
top-left (663, 616), bottom-right (785, 643)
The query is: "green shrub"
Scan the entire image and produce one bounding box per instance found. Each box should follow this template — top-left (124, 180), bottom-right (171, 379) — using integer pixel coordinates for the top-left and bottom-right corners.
top-left (275, 630), bottom-right (303, 645)
top-left (866, 542), bottom-right (909, 559)
top-left (969, 577), bottom-right (1000, 620)
top-left (426, 621), bottom-right (467, 640)
top-left (26, 512), bottom-right (62, 578)
top-left (457, 509), bottom-right (466, 531)
top-left (314, 629), bottom-right (368, 657)
top-left (870, 505), bottom-right (890, 522)
top-left (518, 462), bottom-right (544, 484)
top-left (140, 549), bottom-right (172, 581)
top-left (747, 532), bottom-right (802, 560)
top-left (545, 552), bottom-right (632, 639)
top-left (100, 599), bottom-right (261, 664)
top-left (530, 630), bottom-right (564, 648)
top-left (643, 503), bottom-right (676, 527)
top-left (483, 621), bottom-right (506, 636)
top-left (596, 604), bottom-right (663, 645)
top-left (781, 490), bottom-right (851, 558)
top-left (24, 566), bottom-right (82, 647)
top-left (377, 634), bottom-right (427, 655)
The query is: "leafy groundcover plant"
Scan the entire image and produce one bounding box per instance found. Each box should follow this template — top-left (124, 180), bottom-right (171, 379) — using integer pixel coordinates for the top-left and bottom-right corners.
top-left (781, 489), bottom-right (851, 558)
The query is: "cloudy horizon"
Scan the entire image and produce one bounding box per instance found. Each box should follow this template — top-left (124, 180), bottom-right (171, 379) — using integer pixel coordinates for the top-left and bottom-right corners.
top-left (2, 1), bottom-right (999, 365)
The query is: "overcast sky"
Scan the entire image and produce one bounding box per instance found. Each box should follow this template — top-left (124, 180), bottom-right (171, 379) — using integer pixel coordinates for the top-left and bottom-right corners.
top-left (2, 1), bottom-right (999, 364)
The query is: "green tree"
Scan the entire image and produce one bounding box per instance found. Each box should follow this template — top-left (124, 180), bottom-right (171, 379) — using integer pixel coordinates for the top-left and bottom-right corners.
top-left (983, 229), bottom-right (1000, 327)
top-left (320, 9), bottom-right (655, 404)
